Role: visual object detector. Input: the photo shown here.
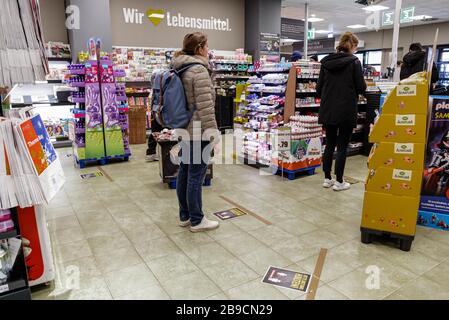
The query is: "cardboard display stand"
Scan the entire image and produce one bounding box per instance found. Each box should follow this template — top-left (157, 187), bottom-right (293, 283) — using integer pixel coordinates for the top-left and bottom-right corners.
top-left (361, 72), bottom-right (429, 251)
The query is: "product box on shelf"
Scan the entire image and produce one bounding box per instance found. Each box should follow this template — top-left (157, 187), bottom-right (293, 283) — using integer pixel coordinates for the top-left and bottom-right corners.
top-left (100, 59), bottom-right (125, 157)
top-left (272, 137), bottom-right (322, 171)
top-left (380, 76), bottom-right (429, 115)
top-left (367, 142), bottom-right (425, 171)
top-left (369, 114), bottom-right (427, 144)
top-left (361, 191), bottom-right (420, 236)
top-left (365, 167), bottom-right (422, 197)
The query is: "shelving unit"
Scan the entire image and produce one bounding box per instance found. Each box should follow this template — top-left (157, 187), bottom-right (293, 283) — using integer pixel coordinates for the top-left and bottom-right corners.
top-left (0, 208), bottom-right (31, 300)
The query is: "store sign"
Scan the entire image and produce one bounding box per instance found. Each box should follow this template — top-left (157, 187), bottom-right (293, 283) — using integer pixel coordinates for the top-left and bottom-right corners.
top-left (395, 114), bottom-right (416, 126)
top-left (122, 7), bottom-right (232, 32)
top-left (262, 266), bottom-right (311, 292)
top-left (260, 33), bottom-right (281, 61)
top-left (382, 7), bottom-right (415, 26)
top-left (397, 85), bottom-right (417, 96)
top-left (308, 38), bottom-right (335, 55)
top-left (272, 127), bottom-right (291, 152)
top-left (281, 18), bottom-right (305, 40)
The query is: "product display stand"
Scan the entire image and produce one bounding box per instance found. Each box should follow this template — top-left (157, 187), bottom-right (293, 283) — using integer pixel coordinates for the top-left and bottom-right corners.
top-left (236, 61), bottom-right (290, 168)
top-left (361, 72), bottom-right (429, 251)
top-left (0, 208), bottom-right (31, 300)
top-left (68, 40), bottom-right (131, 168)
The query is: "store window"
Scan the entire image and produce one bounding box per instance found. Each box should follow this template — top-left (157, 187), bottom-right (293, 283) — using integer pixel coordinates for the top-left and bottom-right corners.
top-left (365, 50), bottom-right (382, 72)
top-left (438, 47), bottom-right (449, 85)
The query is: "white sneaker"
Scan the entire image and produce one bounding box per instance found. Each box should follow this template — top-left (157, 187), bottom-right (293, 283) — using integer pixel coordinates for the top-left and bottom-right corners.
top-left (190, 217), bottom-right (219, 233)
top-left (323, 179), bottom-right (335, 188)
top-left (333, 181), bottom-right (351, 191)
top-left (179, 219), bottom-right (191, 227)
top-left (145, 154), bottom-right (159, 162)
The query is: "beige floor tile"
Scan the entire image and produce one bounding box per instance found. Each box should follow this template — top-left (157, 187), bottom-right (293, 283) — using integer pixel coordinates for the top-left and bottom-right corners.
top-left (274, 217), bottom-right (319, 237)
top-left (422, 228), bottom-right (449, 246)
top-left (297, 284), bottom-right (350, 300)
top-left (299, 253), bottom-right (357, 284)
top-left (239, 247), bottom-right (293, 275)
top-left (206, 221), bottom-right (245, 241)
top-left (80, 219), bottom-right (122, 239)
top-left (249, 225), bottom-right (297, 247)
top-left (106, 202), bottom-right (145, 218)
top-left (298, 230), bottom-right (348, 249)
top-left (47, 215), bottom-right (80, 231)
top-left (386, 277), bottom-right (449, 300)
top-left (146, 252), bottom-right (199, 284)
top-left (51, 276), bottom-right (112, 300)
top-left (328, 257), bottom-right (418, 300)
top-left (217, 233), bottom-right (267, 256)
top-left (123, 223), bottom-right (167, 244)
top-left (230, 215), bottom-right (268, 231)
top-left (202, 257), bottom-right (259, 291)
top-left (206, 292), bottom-right (229, 300)
top-left (324, 220), bottom-right (361, 242)
top-left (422, 260), bottom-right (449, 287)
top-left (115, 285), bottom-right (170, 300)
top-left (226, 278), bottom-right (288, 300)
top-left (291, 206), bottom-right (342, 227)
top-left (271, 237), bottom-right (322, 262)
top-left (45, 205), bottom-right (76, 220)
top-left (51, 226), bottom-right (86, 245)
top-left (87, 232), bottom-right (132, 256)
top-left (113, 213), bottom-right (155, 233)
top-left (134, 236), bottom-right (182, 262)
top-left (411, 235), bottom-right (449, 262)
top-left (55, 256), bottom-right (102, 282)
top-left (52, 240), bottom-right (93, 263)
top-left (183, 242), bottom-right (236, 269)
top-left (169, 231), bottom-right (215, 252)
top-left (162, 270), bottom-right (221, 300)
top-left (105, 263), bottom-right (159, 298)
top-left (94, 245), bottom-right (143, 273)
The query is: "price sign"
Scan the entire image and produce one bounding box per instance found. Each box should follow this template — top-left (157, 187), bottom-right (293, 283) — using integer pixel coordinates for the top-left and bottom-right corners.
top-left (272, 127), bottom-right (291, 152)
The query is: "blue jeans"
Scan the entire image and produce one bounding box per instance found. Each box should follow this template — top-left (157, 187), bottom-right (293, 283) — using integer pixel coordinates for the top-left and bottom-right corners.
top-left (176, 141), bottom-right (211, 226)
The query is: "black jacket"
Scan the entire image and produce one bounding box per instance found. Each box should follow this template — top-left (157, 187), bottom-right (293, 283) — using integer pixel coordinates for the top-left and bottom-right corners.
top-left (317, 53), bottom-right (366, 128)
top-left (400, 50), bottom-right (439, 84)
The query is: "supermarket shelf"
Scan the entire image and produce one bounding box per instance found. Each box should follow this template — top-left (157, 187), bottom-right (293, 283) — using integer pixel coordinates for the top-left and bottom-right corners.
top-left (249, 69), bottom-right (290, 73)
top-left (297, 77), bottom-right (319, 80)
top-left (214, 69), bottom-right (249, 73)
top-left (296, 104), bottom-right (320, 108)
top-left (0, 229), bottom-right (18, 241)
top-left (212, 61), bottom-right (252, 65)
top-left (215, 76), bottom-right (251, 80)
top-left (11, 102), bottom-right (75, 108)
top-left (125, 81), bottom-right (152, 88)
top-left (52, 140), bottom-right (72, 148)
top-left (296, 90), bottom-right (317, 94)
top-left (126, 92), bottom-right (150, 97)
top-left (48, 57), bottom-right (72, 62)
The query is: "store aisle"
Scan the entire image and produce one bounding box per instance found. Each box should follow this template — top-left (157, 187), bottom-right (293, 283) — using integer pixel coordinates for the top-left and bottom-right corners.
top-left (31, 144), bottom-right (449, 300)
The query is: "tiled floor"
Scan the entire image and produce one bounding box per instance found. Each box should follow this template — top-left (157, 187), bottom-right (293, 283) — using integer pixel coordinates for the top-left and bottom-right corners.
top-left (31, 143), bottom-right (449, 300)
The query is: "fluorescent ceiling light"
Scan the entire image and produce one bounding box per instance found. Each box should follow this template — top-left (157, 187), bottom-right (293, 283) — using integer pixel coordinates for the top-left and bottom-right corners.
top-left (315, 30), bottom-right (331, 34)
top-left (411, 15), bottom-right (433, 20)
top-left (347, 24), bottom-right (366, 29)
top-left (302, 17), bottom-right (324, 23)
top-left (362, 5), bottom-right (389, 12)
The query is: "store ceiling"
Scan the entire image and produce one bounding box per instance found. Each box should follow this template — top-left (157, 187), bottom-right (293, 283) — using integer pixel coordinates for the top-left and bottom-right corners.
top-left (281, 0), bottom-right (449, 37)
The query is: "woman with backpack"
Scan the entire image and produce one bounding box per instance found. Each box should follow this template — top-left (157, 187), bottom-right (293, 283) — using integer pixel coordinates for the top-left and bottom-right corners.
top-left (172, 32), bottom-right (220, 232)
top-left (317, 31), bottom-right (367, 191)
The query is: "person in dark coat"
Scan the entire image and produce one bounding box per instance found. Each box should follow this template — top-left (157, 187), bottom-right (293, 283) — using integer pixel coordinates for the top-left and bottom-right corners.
top-left (316, 31), bottom-right (367, 191)
top-left (291, 51), bottom-right (302, 62)
top-left (400, 42), bottom-right (439, 84)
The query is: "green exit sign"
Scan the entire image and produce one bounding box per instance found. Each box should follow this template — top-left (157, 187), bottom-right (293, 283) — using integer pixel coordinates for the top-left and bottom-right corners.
top-left (308, 28), bottom-right (315, 40)
top-left (382, 7), bottom-right (415, 26)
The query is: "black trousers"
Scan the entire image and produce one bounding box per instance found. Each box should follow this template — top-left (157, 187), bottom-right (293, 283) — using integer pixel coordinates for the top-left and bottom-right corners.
top-left (322, 124), bottom-right (353, 183)
top-left (146, 117), bottom-right (163, 156)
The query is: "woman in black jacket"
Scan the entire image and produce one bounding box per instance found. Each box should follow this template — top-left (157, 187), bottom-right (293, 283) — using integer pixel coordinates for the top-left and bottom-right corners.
top-left (316, 32), bottom-right (367, 191)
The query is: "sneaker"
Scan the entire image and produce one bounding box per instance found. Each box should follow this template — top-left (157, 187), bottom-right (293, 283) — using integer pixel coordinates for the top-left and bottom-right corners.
top-left (323, 179), bottom-right (334, 188)
top-left (179, 219), bottom-right (191, 227)
top-left (333, 181), bottom-right (351, 191)
top-left (145, 154), bottom-right (159, 162)
top-left (190, 217), bottom-right (219, 233)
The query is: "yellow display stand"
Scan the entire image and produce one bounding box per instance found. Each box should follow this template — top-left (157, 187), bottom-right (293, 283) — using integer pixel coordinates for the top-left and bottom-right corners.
top-left (361, 72), bottom-right (429, 251)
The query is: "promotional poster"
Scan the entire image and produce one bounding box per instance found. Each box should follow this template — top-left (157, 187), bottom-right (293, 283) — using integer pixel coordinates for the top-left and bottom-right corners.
top-left (419, 97), bottom-right (449, 230)
top-left (213, 208), bottom-right (247, 220)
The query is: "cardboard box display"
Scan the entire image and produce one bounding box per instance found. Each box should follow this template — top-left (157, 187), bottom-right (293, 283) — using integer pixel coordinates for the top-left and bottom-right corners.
top-left (369, 114), bottom-right (427, 144)
top-left (365, 167), bottom-right (423, 197)
top-left (368, 142), bottom-right (425, 171)
top-left (381, 83), bottom-right (429, 115)
top-left (361, 191), bottom-right (420, 236)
